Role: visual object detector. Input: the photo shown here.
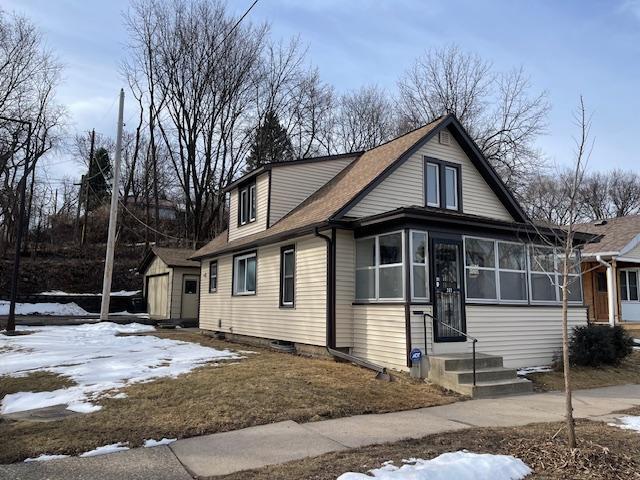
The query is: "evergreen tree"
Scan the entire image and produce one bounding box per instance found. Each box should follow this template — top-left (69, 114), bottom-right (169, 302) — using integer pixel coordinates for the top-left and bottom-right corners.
top-left (245, 110), bottom-right (294, 172)
top-left (86, 147), bottom-right (112, 211)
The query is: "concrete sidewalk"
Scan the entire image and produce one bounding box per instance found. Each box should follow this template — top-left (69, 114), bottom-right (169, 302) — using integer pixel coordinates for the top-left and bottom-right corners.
top-left (2, 384), bottom-right (639, 479)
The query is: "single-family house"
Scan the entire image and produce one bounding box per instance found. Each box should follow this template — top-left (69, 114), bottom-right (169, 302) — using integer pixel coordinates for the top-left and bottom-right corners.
top-left (191, 114), bottom-right (593, 396)
top-left (139, 247), bottom-right (200, 320)
top-left (575, 216), bottom-right (640, 330)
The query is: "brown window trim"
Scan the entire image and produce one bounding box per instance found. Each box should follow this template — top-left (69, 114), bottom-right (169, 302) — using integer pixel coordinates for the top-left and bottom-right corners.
top-left (424, 156), bottom-right (463, 213)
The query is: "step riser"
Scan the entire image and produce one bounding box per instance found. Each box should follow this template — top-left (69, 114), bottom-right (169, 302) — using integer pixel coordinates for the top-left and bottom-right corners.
top-left (450, 370), bottom-right (516, 384)
top-left (442, 357), bottom-right (503, 371)
top-left (471, 382), bottom-right (533, 399)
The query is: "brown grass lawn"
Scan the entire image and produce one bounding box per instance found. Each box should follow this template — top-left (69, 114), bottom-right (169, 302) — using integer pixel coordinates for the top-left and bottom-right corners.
top-left (526, 351), bottom-right (640, 392)
top-left (217, 418), bottom-right (640, 480)
top-left (0, 330), bottom-right (458, 464)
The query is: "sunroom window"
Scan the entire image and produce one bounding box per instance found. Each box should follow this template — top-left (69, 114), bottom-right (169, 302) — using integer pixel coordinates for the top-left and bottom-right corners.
top-left (529, 246), bottom-right (582, 303)
top-left (497, 242), bottom-right (527, 301)
top-left (355, 232), bottom-right (404, 301)
top-left (410, 231), bottom-right (429, 300)
top-left (464, 238), bottom-right (497, 301)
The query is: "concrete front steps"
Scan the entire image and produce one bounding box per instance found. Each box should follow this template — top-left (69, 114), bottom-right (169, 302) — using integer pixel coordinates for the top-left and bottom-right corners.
top-left (428, 353), bottom-right (532, 398)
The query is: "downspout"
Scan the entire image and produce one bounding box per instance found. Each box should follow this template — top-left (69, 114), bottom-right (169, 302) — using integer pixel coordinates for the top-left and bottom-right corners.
top-left (314, 227), bottom-right (391, 380)
top-left (596, 255), bottom-right (616, 327)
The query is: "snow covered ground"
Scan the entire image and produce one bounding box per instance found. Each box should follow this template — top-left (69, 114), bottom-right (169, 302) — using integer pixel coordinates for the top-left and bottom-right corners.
top-left (0, 300), bottom-right (90, 316)
top-left (39, 290), bottom-right (141, 296)
top-left (0, 322), bottom-right (244, 414)
top-left (337, 452), bottom-right (532, 480)
top-left (516, 365), bottom-right (553, 376)
top-left (608, 416), bottom-right (640, 432)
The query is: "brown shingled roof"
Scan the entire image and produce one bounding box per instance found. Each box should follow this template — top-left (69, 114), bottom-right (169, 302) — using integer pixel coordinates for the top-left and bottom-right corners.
top-left (574, 216), bottom-right (640, 255)
top-left (191, 117), bottom-right (447, 260)
top-left (140, 246), bottom-right (200, 272)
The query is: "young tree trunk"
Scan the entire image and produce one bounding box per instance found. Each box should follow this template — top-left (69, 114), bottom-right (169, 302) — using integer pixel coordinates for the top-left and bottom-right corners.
top-left (562, 252), bottom-right (576, 448)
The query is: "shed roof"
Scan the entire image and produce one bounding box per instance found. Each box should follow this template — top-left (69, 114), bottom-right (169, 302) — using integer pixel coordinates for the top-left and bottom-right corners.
top-left (139, 246), bottom-right (200, 273)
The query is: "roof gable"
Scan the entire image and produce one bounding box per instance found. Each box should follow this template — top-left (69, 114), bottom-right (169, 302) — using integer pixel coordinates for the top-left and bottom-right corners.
top-left (192, 114), bottom-right (527, 259)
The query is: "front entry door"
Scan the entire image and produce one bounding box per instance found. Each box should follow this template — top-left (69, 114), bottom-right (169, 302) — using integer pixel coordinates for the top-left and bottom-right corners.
top-left (432, 238), bottom-right (466, 342)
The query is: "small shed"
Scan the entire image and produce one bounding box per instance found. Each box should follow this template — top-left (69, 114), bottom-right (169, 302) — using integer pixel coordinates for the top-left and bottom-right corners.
top-left (139, 247), bottom-right (201, 320)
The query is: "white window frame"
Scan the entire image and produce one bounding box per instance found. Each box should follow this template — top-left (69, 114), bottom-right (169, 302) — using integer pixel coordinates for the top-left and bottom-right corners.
top-left (444, 166), bottom-right (458, 210)
top-left (238, 184), bottom-right (256, 226)
top-left (249, 184), bottom-right (256, 222)
top-left (233, 252), bottom-right (257, 295)
top-left (527, 245), bottom-right (583, 304)
top-left (620, 268), bottom-right (640, 302)
top-left (209, 260), bottom-right (218, 293)
top-left (496, 240), bottom-right (528, 303)
top-left (355, 231), bottom-right (405, 302)
top-left (463, 236), bottom-right (499, 303)
top-left (425, 162), bottom-right (440, 208)
top-left (410, 230), bottom-right (429, 301)
top-left (281, 247), bottom-right (295, 307)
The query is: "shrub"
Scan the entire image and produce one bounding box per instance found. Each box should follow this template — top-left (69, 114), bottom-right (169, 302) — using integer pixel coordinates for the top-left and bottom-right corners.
top-left (569, 325), bottom-right (634, 367)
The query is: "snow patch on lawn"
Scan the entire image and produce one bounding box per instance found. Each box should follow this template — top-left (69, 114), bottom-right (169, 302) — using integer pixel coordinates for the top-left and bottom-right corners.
top-left (39, 290), bottom-right (141, 296)
top-left (0, 300), bottom-right (90, 316)
top-left (0, 322), bottom-right (243, 414)
top-left (80, 443), bottom-right (130, 457)
top-left (24, 454), bottom-right (70, 462)
top-left (608, 416), bottom-right (640, 432)
top-left (144, 438), bottom-right (177, 447)
top-left (337, 452), bottom-right (532, 480)
top-left (517, 365), bottom-right (553, 376)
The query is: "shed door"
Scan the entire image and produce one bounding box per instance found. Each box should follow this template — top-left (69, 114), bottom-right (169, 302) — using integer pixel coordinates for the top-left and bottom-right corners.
top-left (147, 274), bottom-right (169, 318)
top-left (180, 275), bottom-right (199, 319)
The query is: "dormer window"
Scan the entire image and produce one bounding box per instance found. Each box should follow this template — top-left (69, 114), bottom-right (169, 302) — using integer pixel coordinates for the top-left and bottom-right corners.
top-left (239, 183), bottom-right (256, 225)
top-left (424, 157), bottom-right (461, 211)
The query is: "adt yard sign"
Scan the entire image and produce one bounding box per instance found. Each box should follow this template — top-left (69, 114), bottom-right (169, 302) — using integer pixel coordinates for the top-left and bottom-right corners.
top-left (410, 348), bottom-right (422, 363)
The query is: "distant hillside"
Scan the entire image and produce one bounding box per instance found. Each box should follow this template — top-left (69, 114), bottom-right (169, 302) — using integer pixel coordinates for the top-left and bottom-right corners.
top-left (0, 243), bottom-right (146, 297)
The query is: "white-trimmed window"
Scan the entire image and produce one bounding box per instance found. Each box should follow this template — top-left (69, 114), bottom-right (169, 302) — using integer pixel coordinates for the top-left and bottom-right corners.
top-left (528, 246), bottom-right (582, 303)
top-left (280, 246), bottom-right (295, 307)
top-left (464, 237), bottom-right (529, 303)
top-left (410, 230), bottom-right (429, 300)
top-left (233, 252), bottom-right (256, 295)
top-left (464, 237), bottom-right (497, 301)
top-left (238, 183), bottom-right (256, 225)
top-left (444, 166), bottom-right (458, 210)
top-left (620, 269), bottom-right (639, 301)
top-left (355, 231), bottom-right (404, 301)
top-left (209, 260), bottom-right (218, 293)
top-left (425, 163), bottom-right (440, 207)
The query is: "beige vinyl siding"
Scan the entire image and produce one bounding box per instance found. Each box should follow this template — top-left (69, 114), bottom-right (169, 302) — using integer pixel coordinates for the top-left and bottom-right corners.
top-left (352, 304), bottom-right (408, 371)
top-left (621, 238), bottom-right (640, 260)
top-left (169, 267), bottom-right (200, 318)
top-left (335, 229), bottom-right (355, 347)
top-left (270, 159), bottom-right (354, 225)
top-left (464, 306), bottom-right (588, 368)
top-left (347, 129), bottom-right (514, 222)
top-left (199, 234), bottom-right (328, 345)
top-left (228, 172), bottom-right (269, 242)
top-left (408, 305), bottom-right (433, 356)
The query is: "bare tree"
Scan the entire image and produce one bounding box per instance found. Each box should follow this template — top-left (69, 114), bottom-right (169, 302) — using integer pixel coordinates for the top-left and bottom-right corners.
top-left (579, 171), bottom-right (612, 220)
top-left (335, 85), bottom-right (394, 152)
top-left (609, 169), bottom-right (640, 217)
top-left (397, 44), bottom-right (550, 193)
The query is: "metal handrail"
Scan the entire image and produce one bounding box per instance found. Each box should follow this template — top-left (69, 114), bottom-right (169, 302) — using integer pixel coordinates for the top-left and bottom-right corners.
top-left (413, 310), bottom-right (480, 387)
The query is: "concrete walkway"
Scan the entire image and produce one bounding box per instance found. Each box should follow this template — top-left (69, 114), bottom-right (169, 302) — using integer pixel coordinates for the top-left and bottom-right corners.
top-left (2, 384), bottom-right (639, 479)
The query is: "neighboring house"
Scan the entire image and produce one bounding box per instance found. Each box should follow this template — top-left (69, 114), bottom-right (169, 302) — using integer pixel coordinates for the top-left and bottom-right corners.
top-left (125, 198), bottom-right (178, 221)
top-left (139, 247), bottom-right (200, 320)
top-left (575, 216), bottom-right (640, 325)
top-left (191, 114), bottom-right (592, 381)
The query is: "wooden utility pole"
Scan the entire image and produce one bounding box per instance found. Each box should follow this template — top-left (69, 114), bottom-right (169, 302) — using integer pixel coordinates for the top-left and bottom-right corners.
top-left (74, 175), bottom-right (84, 243)
top-left (100, 90), bottom-right (125, 321)
top-left (81, 129), bottom-right (95, 246)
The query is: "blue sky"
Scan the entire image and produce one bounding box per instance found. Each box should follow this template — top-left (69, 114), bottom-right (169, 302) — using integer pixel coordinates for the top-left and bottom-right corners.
top-left (5, 0), bottom-right (640, 181)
